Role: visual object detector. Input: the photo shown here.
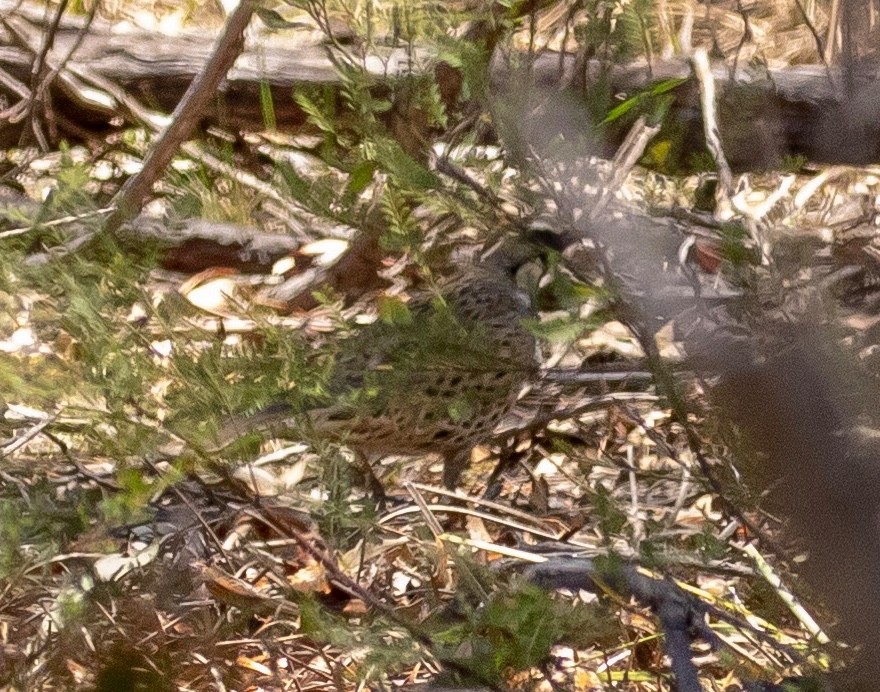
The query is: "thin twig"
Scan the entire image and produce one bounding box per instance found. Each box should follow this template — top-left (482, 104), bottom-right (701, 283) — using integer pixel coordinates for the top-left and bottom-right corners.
top-left (246, 507), bottom-right (508, 691)
top-left (792, 0), bottom-right (833, 75)
top-left (0, 207), bottom-right (112, 239)
top-left (691, 49), bottom-right (733, 214)
top-left (103, 0), bottom-right (259, 236)
top-left (590, 116), bottom-right (661, 220)
top-left (21, 0), bottom-right (69, 147)
top-left (742, 543), bottom-right (830, 644)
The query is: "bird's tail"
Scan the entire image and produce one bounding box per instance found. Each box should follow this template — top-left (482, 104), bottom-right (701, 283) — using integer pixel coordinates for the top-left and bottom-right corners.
top-left (210, 402), bottom-right (297, 452)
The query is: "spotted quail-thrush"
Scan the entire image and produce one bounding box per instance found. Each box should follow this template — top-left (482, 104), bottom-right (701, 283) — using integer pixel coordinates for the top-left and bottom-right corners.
top-left (215, 232), bottom-right (558, 488)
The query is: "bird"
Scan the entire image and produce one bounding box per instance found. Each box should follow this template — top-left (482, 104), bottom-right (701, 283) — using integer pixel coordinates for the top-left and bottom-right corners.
top-left (212, 231), bottom-right (562, 489)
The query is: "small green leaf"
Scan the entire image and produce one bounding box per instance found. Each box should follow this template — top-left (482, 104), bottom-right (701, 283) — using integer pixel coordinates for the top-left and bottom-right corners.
top-left (371, 138), bottom-right (439, 190)
top-left (603, 77), bottom-right (687, 124)
top-left (345, 161), bottom-right (378, 198)
top-left (259, 81), bottom-right (276, 130)
top-left (649, 76), bottom-right (689, 96)
top-left (523, 317), bottom-right (586, 343)
top-left (603, 96), bottom-right (641, 124)
top-left (378, 296), bottom-right (413, 326)
top-left (294, 92), bottom-right (337, 136)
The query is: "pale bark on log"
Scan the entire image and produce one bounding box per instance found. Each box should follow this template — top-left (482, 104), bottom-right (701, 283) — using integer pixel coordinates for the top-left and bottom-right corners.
top-left (0, 0), bottom-right (873, 161)
top-left (0, 0), bottom-right (422, 140)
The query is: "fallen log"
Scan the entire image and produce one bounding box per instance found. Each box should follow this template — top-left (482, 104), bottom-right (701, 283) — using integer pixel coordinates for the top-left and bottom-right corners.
top-left (2, 0), bottom-right (878, 164)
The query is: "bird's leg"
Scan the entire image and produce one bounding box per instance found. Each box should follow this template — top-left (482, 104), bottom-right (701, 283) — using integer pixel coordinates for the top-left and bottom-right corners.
top-left (483, 435), bottom-right (535, 499)
top-left (483, 453), bottom-right (514, 501)
top-left (350, 451), bottom-right (388, 506)
top-left (442, 449), bottom-right (472, 489)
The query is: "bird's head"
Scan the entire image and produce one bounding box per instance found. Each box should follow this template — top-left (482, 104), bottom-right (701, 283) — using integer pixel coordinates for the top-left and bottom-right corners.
top-left (479, 226), bottom-right (571, 274)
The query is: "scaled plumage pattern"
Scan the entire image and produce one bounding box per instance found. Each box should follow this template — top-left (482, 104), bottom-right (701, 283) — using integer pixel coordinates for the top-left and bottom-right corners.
top-left (216, 232), bottom-right (560, 487)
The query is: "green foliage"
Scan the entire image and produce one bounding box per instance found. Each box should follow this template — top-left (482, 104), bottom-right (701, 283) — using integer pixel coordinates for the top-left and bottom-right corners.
top-left (314, 445), bottom-right (358, 538)
top-left (615, 0), bottom-right (657, 60)
top-left (741, 576), bottom-right (801, 632)
top-left (434, 586), bottom-right (556, 678)
top-left (719, 222), bottom-right (758, 267)
top-left (0, 352), bottom-right (76, 405)
top-left (256, 7), bottom-right (304, 30)
top-left (294, 90), bottom-right (339, 140)
top-left (780, 154), bottom-right (808, 173)
top-left (369, 136), bottom-right (440, 190)
top-left (7, 233), bottom-right (166, 430)
top-left (575, 0), bottom-right (656, 64)
top-left (688, 150), bottom-right (719, 173)
top-left (780, 679), bottom-right (832, 692)
top-left (53, 258), bottom-right (156, 411)
top-left (93, 646), bottom-right (176, 692)
top-left (277, 3), bottom-right (461, 258)
top-left (0, 479), bottom-right (97, 579)
top-left (100, 467), bottom-right (160, 526)
top-left (594, 484), bottom-right (628, 537)
top-left (360, 296), bottom-right (495, 373)
top-left (0, 499), bottom-right (27, 578)
top-left (298, 595), bottom-right (420, 683)
top-left (435, 582), bottom-right (616, 682)
top-left (299, 595), bottom-right (353, 643)
top-left (338, 64), bottom-right (392, 126)
top-left (602, 75), bottom-right (695, 173)
top-left (344, 160), bottom-right (379, 202)
top-left (259, 81), bottom-right (277, 130)
top-left (328, 299), bottom-right (510, 426)
top-left (686, 527), bottom-right (728, 562)
top-left (54, 584), bottom-right (89, 627)
top-left (603, 78), bottom-right (687, 125)
top-left (379, 184), bottom-right (422, 250)
top-left (523, 314), bottom-right (593, 343)
top-left (377, 295), bottom-right (413, 325)
top-left (0, 147), bottom-right (102, 257)
top-left (437, 37), bottom-right (490, 103)
top-left (288, 73), bottom-right (441, 233)
top-left (523, 266), bottom-right (611, 344)
top-left (48, 146), bottom-right (97, 213)
top-left (165, 162), bottom-right (259, 225)
top-left (164, 323), bottom-right (325, 449)
top-left (275, 155), bottom-right (343, 221)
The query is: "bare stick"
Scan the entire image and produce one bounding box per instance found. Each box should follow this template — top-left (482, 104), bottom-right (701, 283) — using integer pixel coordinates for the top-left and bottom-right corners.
top-left (590, 116), bottom-right (661, 221)
top-left (102, 0), bottom-right (258, 236)
top-left (691, 49), bottom-right (733, 211)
